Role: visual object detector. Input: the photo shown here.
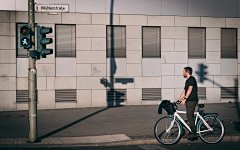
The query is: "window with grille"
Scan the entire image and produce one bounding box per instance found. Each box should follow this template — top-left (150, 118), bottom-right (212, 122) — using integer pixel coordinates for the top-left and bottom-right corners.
top-left (198, 87), bottom-right (206, 100)
top-left (16, 23), bottom-right (28, 58)
top-left (107, 89), bottom-right (126, 101)
top-left (55, 25), bottom-right (76, 57)
top-left (188, 28), bottom-right (206, 58)
top-left (221, 28), bottom-right (237, 58)
top-left (142, 88), bottom-right (161, 101)
top-left (142, 27), bottom-right (161, 58)
top-left (55, 89), bottom-right (77, 102)
top-left (106, 26), bottom-right (126, 58)
top-left (221, 87), bottom-right (238, 99)
top-left (16, 90), bottom-right (38, 103)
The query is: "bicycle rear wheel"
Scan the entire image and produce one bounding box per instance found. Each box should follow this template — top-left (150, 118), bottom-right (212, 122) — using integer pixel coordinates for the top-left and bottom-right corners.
top-left (154, 116), bottom-right (181, 145)
top-left (198, 116), bottom-right (225, 144)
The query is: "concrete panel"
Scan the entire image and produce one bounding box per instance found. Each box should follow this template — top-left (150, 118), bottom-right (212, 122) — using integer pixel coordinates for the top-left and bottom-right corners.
top-left (16, 77), bottom-right (28, 90)
top-left (77, 51), bottom-right (106, 63)
top-left (188, 0), bottom-right (238, 18)
top-left (0, 36), bottom-right (16, 50)
top-left (206, 88), bottom-right (221, 103)
top-left (76, 25), bottom-right (106, 38)
top-left (126, 51), bottom-right (141, 64)
top-left (162, 0), bottom-right (187, 16)
top-left (10, 11), bottom-right (15, 23)
top-left (126, 39), bottom-right (141, 51)
top-left (0, 50), bottom-right (16, 63)
top-left (135, 77), bottom-right (161, 88)
top-left (127, 89), bottom-right (141, 105)
top-left (92, 90), bottom-right (106, 107)
top-left (201, 17), bottom-right (225, 28)
top-left (206, 40), bottom-right (221, 52)
top-left (162, 52), bottom-right (188, 64)
top-left (126, 26), bottom-right (141, 39)
top-left (16, 103), bottom-right (28, 111)
top-left (62, 13), bottom-right (76, 24)
top-left (16, 0), bottom-right (28, 11)
top-left (206, 28), bottom-right (221, 40)
top-left (106, 76), bottom-right (135, 89)
top-left (175, 40), bottom-right (188, 52)
top-left (77, 77), bottom-right (106, 89)
top-left (175, 64), bottom-right (187, 75)
top-left (161, 27), bottom-right (188, 39)
top-left (221, 59), bottom-right (238, 75)
top-left (47, 77), bottom-right (54, 90)
top-left (92, 14), bottom-right (109, 25)
top-left (213, 76), bottom-right (221, 88)
top-left (37, 77), bottom-right (47, 90)
top-left (56, 103), bottom-right (77, 109)
top-left (162, 89), bottom-right (175, 102)
top-left (195, 75), bottom-right (214, 87)
top-left (0, 64), bottom-right (16, 77)
top-left (107, 58), bottom-right (126, 76)
top-left (175, 88), bottom-right (184, 101)
top-left (120, 15), bottom-right (147, 26)
top-left (175, 16), bottom-right (200, 27)
top-left (55, 77), bottom-right (76, 90)
top-left (113, 0), bottom-right (162, 15)
top-left (56, 58), bottom-right (76, 77)
top-left (92, 64), bottom-right (106, 76)
top-left (0, 11), bottom-right (10, 22)
top-left (188, 58), bottom-right (206, 76)
top-left (92, 38), bottom-right (106, 51)
top-left (0, 23), bottom-right (15, 36)
top-left (38, 90), bottom-right (55, 110)
top-left (76, 38), bottom-right (91, 51)
top-left (207, 64), bottom-right (221, 75)
top-left (16, 58), bottom-right (28, 77)
top-left (77, 90), bottom-right (92, 108)
top-left (162, 76), bottom-right (185, 89)
top-left (148, 16), bottom-right (174, 26)
top-left (206, 52), bottom-right (220, 63)
top-left (162, 64), bottom-right (174, 76)
top-left (142, 58), bottom-right (161, 76)
top-left (221, 76), bottom-right (238, 87)
top-left (127, 64), bottom-right (141, 77)
top-left (35, 13), bottom-right (61, 23)
top-left (37, 64), bottom-right (55, 77)
top-left (77, 64), bottom-right (91, 76)
top-left (226, 18), bottom-right (240, 28)
top-left (76, 13), bottom-right (91, 24)
top-left (0, 91), bottom-right (16, 111)
top-left (15, 12), bottom-right (28, 23)
top-left (76, 0), bottom-right (106, 14)
top-left (0, 0), bottom-right (15, 11)
top-left (161, 39), bottom-right (174, 52)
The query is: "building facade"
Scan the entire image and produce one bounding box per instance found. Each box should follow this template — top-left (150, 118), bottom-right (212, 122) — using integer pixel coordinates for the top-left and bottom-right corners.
top-left (0, 0), bottom-right (240, 111)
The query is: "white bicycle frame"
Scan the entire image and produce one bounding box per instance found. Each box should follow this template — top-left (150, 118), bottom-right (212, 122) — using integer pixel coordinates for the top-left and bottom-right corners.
top-left (166, 110), bottom-right (213, 134)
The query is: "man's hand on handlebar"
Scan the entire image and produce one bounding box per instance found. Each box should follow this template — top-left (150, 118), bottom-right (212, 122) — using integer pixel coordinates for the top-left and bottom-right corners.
top-left (178, 98), bottom-right (186, 105)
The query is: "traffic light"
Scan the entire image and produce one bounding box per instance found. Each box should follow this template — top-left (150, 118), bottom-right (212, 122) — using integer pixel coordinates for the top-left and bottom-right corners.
top-left (37, 26), bottom-right (53, 58)
top-left (20, 25), bottom-right (31, 48)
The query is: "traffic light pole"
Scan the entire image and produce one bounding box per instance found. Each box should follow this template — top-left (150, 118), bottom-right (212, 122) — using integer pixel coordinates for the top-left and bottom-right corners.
top-left (28, 0), bottom-right (37, 142)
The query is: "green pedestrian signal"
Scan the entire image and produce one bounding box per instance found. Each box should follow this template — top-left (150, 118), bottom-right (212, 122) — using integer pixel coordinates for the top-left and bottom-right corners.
top-left (37, 26), bottom-right (53, 59)
top-left (20, 25), bottom-right (31, 48)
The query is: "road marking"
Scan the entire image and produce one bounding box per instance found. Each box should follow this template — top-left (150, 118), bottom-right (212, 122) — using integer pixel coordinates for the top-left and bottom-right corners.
top-left (138, 145), bottom-right (169, 150)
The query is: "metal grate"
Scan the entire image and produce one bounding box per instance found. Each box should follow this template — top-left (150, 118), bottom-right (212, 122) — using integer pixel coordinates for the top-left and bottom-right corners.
top-left (142, 88), bottom-right (161, 101)
top-left (221, 87), bottom-right (238, 99)
top-left (221, 28), bottom-right (237, 58)
top-left (107, 89), bottom-right (126, 101)
top-left (16, 90), bottom-right (38, 103)
top-left (55, 89), bottom-right (76, 102)
top-left (198, 87), bottom-right (206, 100)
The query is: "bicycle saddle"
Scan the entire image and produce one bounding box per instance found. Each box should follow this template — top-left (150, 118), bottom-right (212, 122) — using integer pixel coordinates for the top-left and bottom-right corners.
top-left (197, 104), bottom-right (204, 108)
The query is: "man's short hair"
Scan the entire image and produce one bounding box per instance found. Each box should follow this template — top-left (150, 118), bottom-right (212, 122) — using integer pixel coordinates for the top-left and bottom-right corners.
top-left (184, 67), bottom-right (192, 75)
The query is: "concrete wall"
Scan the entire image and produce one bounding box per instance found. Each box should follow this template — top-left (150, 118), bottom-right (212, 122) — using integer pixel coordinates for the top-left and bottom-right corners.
top-left (0, 10), bottom-right (240, 111)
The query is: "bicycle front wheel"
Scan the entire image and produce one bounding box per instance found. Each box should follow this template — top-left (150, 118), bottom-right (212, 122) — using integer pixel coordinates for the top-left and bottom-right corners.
top-left (154, 117), bottom-right (181, 145)
top-left (198, 116), bottom-right (225, 144)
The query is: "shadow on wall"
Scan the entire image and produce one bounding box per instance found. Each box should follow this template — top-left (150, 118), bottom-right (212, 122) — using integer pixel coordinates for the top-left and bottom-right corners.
top-left (196, 63), bottom-right (240, 132)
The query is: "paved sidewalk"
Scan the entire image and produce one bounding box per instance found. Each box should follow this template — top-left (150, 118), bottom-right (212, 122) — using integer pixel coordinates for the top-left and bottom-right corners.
top-left (0, 103), bottom-right (240, 146)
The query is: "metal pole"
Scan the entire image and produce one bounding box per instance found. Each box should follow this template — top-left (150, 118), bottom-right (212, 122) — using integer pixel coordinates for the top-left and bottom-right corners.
top-left (28, 0), bottom-right (37, 142)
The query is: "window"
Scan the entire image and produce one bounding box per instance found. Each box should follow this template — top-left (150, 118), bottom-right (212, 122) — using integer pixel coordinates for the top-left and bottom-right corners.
top-left (221, 87), bottom-right (238, 99)
top-left (55, 89), bottom-right (76, 102)
top-left (221, 28), bottom-right (237, 58)
top-left (142, 27), bottom-right (161, 58)
top-left (55, 25), bottom-right (76, 57)
top-left (188, 28), bottom-right (206, 58)
top-left (16, 23), bottom-right (28, 58)
top-left (106, 26), bottom-right (126, 58)
top-left (142, 88), bottom-right (161, 101)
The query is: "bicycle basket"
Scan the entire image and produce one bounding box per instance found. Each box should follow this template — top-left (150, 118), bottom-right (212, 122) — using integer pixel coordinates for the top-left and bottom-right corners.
top-left (164, 103), bottom-right (176, 115)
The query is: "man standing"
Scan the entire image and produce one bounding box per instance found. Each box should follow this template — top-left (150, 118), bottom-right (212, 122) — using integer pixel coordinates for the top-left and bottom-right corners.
top-left (178, 67), bottom-right (198, 140)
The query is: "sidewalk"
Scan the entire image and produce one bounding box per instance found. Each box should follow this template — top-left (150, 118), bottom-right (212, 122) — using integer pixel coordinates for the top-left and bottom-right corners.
top-left (0, 103), bottom-right (240, 147)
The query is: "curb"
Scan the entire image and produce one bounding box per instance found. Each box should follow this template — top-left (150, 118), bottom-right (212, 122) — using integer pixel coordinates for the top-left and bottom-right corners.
top-left (0, 135), bottom-right (240, 147)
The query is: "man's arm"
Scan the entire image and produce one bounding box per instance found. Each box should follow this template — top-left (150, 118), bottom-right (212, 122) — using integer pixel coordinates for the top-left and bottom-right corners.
top-left (180, 86), bottom-right (193, 105)
top-left (178, 89), bottom-right (185, 101)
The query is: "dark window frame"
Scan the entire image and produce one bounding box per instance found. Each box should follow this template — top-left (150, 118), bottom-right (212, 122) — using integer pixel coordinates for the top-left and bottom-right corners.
top-left (221, 28), bottom-right (238, 59)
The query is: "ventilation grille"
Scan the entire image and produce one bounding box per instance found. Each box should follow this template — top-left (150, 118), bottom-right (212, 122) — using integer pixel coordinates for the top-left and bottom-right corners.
top-left (16, 90), bottom-right (38, 103)
top-left (221, 87), bottom-right (238, 99)
top-left (198, 87), bottom-right (206, 100)
top-left (55, 89), bottom-right (77, 102)
top-left (107, 89), bottom-right (126, 101)
top-left (142, 88), bottom-right (161, 101)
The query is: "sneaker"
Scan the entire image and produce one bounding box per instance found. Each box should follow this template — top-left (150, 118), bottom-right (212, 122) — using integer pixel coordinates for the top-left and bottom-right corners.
top-left (187, 134), bottom-right (198, 141)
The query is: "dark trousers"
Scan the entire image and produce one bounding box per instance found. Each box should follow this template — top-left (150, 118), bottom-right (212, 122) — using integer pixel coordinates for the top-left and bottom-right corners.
top-left (186, 101), bottom-right (197, 134)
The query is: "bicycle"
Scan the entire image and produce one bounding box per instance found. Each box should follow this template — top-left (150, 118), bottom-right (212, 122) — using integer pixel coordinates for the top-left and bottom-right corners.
top-left (154, 101), bottom-right (225, 145)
